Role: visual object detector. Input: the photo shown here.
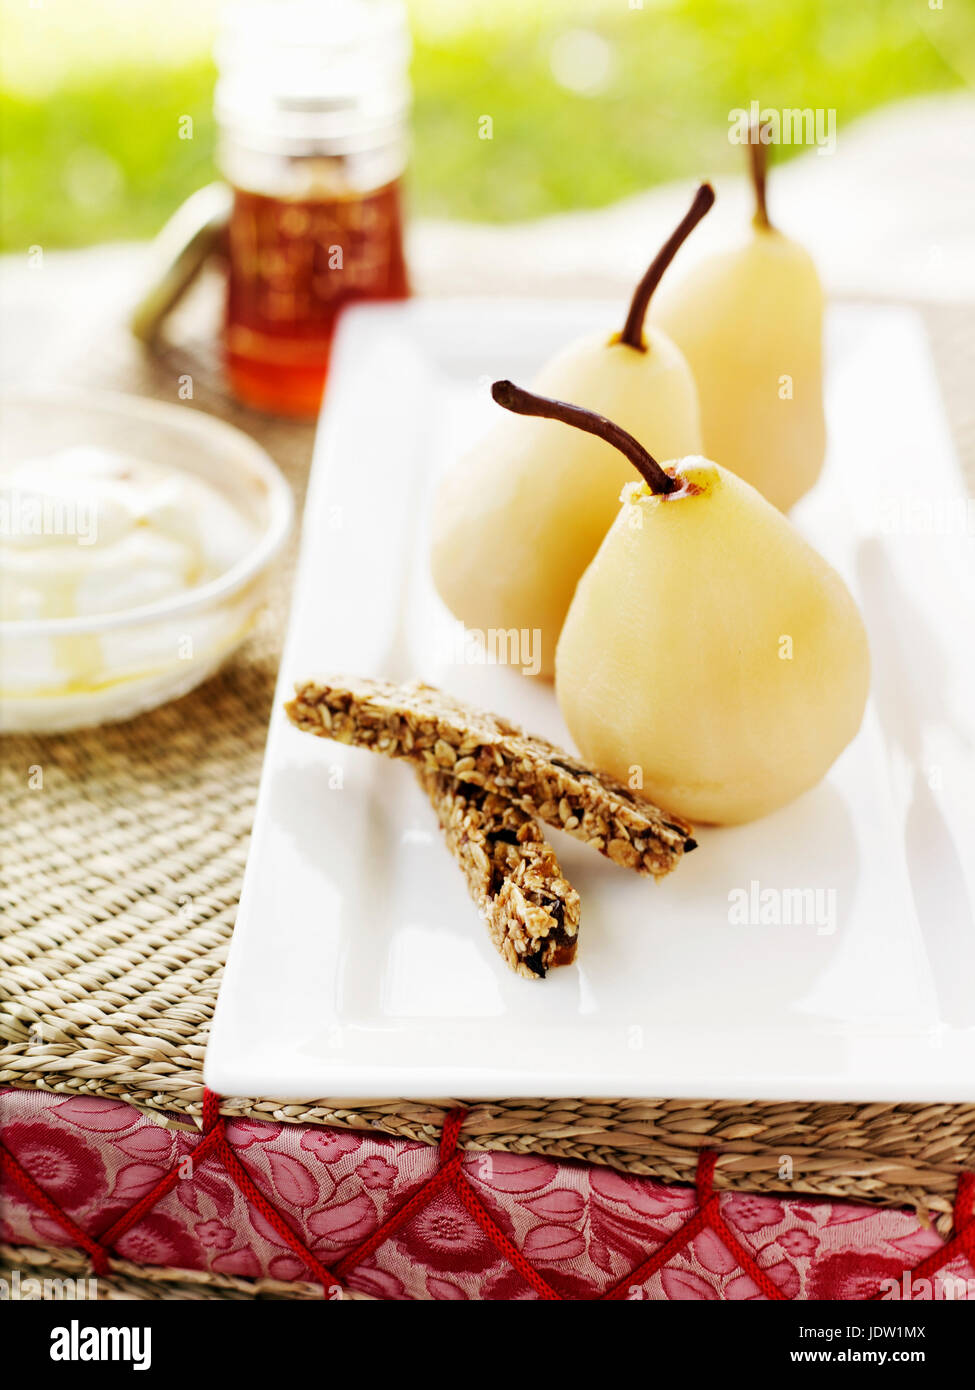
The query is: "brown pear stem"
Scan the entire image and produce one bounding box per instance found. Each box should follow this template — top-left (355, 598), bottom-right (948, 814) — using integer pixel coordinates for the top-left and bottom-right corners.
top-left (749, 119), bottom-right (772, 229)
top-left (619, 182), bottom-right (715, 350)
top-left (491, 380), bottom-right (678, 496)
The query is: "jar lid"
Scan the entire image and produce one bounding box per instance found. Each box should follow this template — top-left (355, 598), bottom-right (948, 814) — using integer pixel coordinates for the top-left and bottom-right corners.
top-left (215, 0), bottom-right (411, 156)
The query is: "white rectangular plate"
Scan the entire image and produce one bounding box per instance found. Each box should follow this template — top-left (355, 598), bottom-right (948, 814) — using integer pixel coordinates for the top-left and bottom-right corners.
top-left (206, 300), bottom-right (975, 1103)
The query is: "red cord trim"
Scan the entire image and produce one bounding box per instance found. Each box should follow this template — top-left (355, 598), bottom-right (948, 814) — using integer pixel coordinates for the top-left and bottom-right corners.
top-left (333, 1161), bottom-right (460, 1277)
top-left (96, 1126), bottom-right (223, 1251)
top-left (452, 1171), bottom-right (562, 1299)
top-left (601, 1204), bottom-right (710, 1299)
top-left (0, 1142), bottom-right (111, 1276)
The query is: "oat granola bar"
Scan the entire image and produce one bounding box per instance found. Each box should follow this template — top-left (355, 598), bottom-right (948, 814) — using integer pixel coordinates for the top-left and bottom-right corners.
top-left (417, 767), bottom-right (579, 980)
top-left (285, 676), bottom-right (695, 878)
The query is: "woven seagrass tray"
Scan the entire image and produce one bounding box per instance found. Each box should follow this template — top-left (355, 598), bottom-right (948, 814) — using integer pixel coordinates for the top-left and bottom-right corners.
top-left (0, 1243), bottom-right (371, 1300)
top-left (2, 290), bottom-right (975, 1269)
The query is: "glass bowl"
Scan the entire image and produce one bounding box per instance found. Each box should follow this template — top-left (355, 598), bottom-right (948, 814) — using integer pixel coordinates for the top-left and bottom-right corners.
top-left (0, 387), bottom-right (293, 733)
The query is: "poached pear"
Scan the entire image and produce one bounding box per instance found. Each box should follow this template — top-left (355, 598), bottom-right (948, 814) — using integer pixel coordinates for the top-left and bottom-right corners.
top-left (653, 126), bottom-right (826, 513)
top-left (431, 184), bottom-right (714, 679)
top-left (491, 380), bottom-right (870, 826)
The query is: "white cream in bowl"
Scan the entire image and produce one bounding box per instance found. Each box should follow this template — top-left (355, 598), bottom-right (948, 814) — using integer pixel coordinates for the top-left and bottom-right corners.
top-left (2, 445), bottom-right (260, 617)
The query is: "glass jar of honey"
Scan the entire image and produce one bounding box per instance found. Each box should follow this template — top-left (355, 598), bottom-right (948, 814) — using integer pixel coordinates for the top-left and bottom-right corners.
top-left (215, 0), bottom-right (411, 417)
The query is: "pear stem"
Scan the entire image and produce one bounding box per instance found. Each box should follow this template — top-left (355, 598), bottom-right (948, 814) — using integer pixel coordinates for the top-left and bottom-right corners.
top-left (491, 380), bottom-right (678, 496)
top-left (619, 182), bottom-right (715, 351)
top-left (749, 120), bottom-right (772, 229)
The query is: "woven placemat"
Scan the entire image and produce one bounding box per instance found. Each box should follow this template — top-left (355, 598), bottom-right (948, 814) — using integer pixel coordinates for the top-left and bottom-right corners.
top-left (2, 282), bottom-right (974, 1221)
top-left (0, 1243), bottom-right (367, 1300)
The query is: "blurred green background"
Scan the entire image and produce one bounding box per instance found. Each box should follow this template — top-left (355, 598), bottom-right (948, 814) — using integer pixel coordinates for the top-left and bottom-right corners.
top-left (1, 0), bottom-right (972, 252)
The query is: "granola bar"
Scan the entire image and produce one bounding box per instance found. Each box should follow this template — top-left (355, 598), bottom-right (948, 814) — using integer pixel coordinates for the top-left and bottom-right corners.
top-left (285, 676), bottom-right (695, 878)
top-left (417, 767), bottom-right (580, 980)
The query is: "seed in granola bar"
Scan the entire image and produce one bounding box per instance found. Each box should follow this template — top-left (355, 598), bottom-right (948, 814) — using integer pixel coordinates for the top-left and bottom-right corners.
top-left (607, 838), bottom-right (640, 869)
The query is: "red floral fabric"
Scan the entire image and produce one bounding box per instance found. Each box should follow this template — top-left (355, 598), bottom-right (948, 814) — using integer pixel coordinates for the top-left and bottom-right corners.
top-left (1, 1088), bottom-right (972, 1300)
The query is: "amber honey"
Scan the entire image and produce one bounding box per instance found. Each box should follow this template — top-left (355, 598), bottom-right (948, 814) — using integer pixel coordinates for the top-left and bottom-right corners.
top-left (225, 179), bottom-right (409, 417)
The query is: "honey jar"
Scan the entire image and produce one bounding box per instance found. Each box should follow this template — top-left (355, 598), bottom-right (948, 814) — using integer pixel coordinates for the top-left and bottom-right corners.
top-left (215, 0), bottom-right (411, 417)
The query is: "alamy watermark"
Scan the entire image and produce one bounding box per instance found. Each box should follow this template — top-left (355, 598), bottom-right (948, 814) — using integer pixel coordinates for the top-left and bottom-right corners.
top-left (729, 101), bottom-right (836, 156)
top-left (49, 1319), bottom-right (151, 1370)
top-left (876, 494), bottom-right (975, 538)
top-left (0, 488), bottom-right (98, 545)
top-left (439, 620), bottom-right (542, 678)
top-left (881, 1272), bottom-right (974, 1301)
top-left (728, 880), bottom-right (837, 935)
top-left (1, 1270), bottom-right (98, 1300)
